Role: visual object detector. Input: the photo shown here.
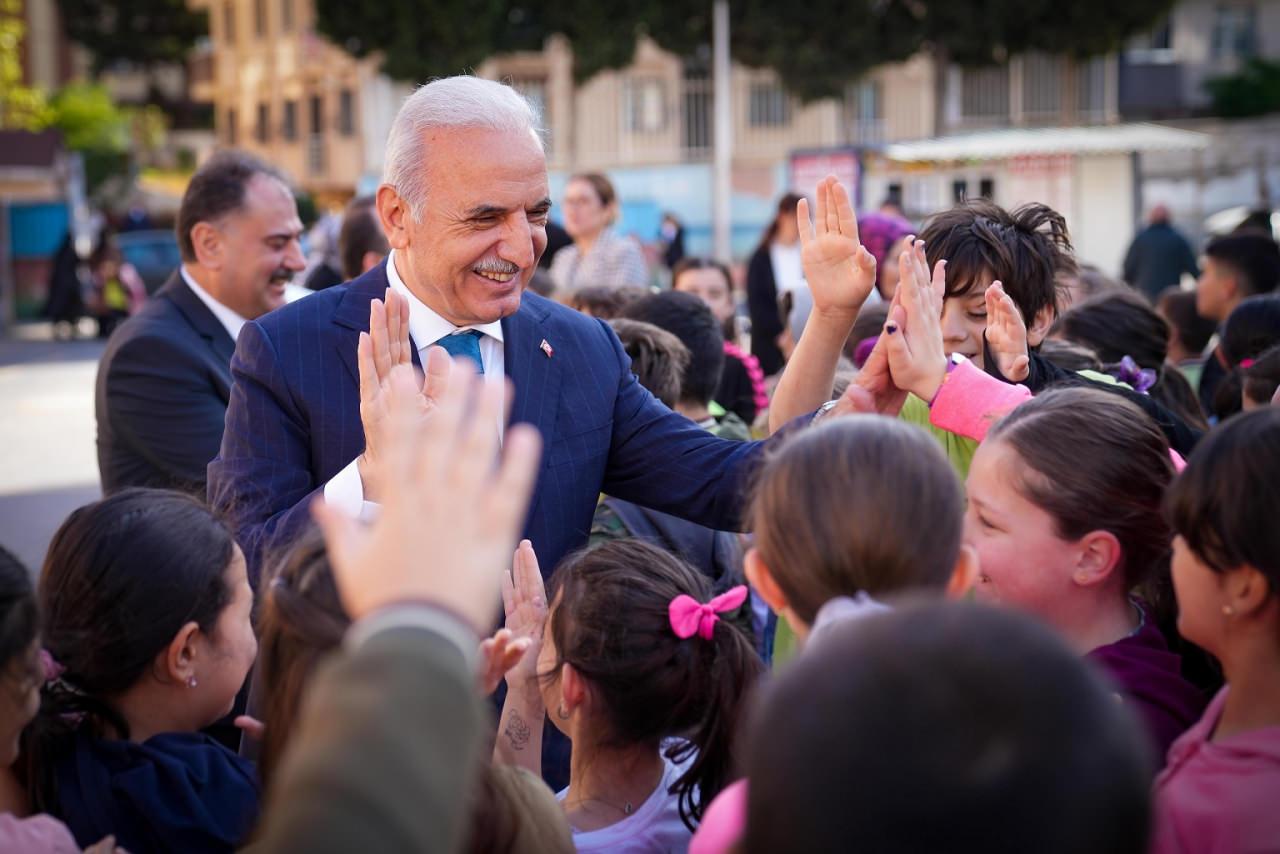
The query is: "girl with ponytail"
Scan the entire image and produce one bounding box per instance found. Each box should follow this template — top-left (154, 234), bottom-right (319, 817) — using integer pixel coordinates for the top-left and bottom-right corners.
top-left (495, 539), bottom-right (762, 851)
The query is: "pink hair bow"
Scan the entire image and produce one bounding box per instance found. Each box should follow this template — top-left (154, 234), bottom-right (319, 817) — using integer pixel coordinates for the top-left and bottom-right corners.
top-left (669, 586), bottom-right (749, 641)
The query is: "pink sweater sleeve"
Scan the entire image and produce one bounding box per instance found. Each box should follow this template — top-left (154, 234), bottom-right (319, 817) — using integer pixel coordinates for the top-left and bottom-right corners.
top-left (0, 813), bottom-right (81, 854)
top-left (927, 358), bottom-right (1031, 442)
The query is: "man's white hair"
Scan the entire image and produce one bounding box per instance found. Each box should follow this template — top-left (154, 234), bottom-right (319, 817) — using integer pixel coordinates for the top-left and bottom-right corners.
top-left (382, 76), bottom-right (543, 218)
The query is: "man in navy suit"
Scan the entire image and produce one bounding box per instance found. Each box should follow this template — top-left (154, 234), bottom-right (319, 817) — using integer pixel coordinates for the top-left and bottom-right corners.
top-left (208, 77), bottom-right (767, 587)
top-left (96, 151), bottom-right (305, 495)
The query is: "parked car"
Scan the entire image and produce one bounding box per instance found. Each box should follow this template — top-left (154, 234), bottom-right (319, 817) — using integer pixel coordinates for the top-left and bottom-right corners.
top-left (113, 230), bottom-right (182, 295)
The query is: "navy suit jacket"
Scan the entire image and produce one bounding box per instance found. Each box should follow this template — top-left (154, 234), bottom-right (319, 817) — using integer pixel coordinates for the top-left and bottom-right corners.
top-left (96, 273), bottom-right (235, 496)
top-left (208, 262), bottom-right (767, 584)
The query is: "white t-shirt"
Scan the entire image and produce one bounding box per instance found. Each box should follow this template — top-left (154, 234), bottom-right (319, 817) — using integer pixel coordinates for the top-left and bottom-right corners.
top-left (768, 241), bottom-right (805, 297)
top-left (557, 748), bottom-right (696, 853)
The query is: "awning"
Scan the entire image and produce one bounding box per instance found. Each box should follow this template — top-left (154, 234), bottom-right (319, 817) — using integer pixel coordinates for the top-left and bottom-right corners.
top-left (883, 123), bottom-right (1210, 163)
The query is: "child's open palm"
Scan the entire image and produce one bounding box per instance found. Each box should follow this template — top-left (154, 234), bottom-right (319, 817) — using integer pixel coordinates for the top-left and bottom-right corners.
top-left (798, 176), bottom-right (877, 319)
top-left (985, 282), bottom-right (1030, 381)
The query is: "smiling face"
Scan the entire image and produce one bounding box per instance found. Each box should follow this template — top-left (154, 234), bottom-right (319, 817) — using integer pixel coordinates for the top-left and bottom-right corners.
top-left (213, 174), bottom-right (306, 319)
top-left (380, 126), bottom-right (550, 326)
top-left (963, 440), bottom-right (1083, 631)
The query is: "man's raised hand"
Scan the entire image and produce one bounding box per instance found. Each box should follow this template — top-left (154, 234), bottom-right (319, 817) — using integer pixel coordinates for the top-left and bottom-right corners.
top-left (314, 360), bottom-right (542, 633)
top-left (356, 287), bottom-right (452, 501)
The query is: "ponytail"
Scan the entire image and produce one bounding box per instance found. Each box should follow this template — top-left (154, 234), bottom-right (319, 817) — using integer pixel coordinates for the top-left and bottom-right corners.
top-left (667, 613), bottom-right (760, 827)
top-left (547, 541), bottom-right (764, 828)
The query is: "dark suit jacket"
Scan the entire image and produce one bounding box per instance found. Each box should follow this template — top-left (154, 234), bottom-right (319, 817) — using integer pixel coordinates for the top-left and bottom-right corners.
top-left (96, 272), bottom-right (236, 496)
top-left (208, 261), bottom-right (767, 585)
top-left (250, 623), bottom-right (483, 853)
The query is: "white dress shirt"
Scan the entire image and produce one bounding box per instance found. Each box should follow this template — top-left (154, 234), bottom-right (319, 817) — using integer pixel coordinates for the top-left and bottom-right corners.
top-left (324, 250), bottom-right (507, 517)
top-left (180, 266), bottom-right (248, 341)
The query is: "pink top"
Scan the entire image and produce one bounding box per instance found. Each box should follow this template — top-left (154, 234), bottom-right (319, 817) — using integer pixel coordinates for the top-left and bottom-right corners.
top-left (0, 813), bottom-right (81, 853)
top-left (1151, 687), bottom-right (1280, 854)
top-left (688, 779), bottom-right (748, 854)
top-left (928, 357), bottom-right (1188, 470)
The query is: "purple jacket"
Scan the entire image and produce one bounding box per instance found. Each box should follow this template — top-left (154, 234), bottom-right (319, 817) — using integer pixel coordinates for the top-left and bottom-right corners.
top-left (1086, 601), bottom-right (1207, 762)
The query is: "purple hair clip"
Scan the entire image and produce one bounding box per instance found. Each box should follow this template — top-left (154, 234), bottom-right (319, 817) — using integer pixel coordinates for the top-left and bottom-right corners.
top-left (1111, 356), bottom-right (1157, 395)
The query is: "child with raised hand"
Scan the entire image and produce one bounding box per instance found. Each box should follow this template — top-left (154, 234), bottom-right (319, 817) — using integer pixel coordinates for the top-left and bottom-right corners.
top-left (1151, 407), bottom-right (1280, 852)
top-left (20, 489), bottom-right (259, 853)
top-left (494, 538), bottom-right (762, 853)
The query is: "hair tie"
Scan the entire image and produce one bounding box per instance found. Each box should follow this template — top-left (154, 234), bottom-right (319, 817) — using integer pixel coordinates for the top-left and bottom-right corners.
top-left (40, 649), bottom-right (65, 684)
top-left (1240, 358), bottom-right (1256, 370)
top-left (1109, 355), bottom-right (1157, 395)
top-left (669, 586), bottom-right (748, 641)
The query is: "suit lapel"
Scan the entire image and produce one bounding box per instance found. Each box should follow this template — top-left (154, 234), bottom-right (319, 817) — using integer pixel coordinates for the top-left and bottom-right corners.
top-left (332, 261), bottom-right (421, 388)
top-left (502, 295), bottom-right (561, 457)
top-left (162, 272), bottom-right (237, 373)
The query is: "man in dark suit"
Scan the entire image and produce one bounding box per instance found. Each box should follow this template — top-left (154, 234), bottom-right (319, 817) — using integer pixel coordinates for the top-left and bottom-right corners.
top-left (95, 152), bottom-right (306, 495)
top-left (208, 77), bottom-right (767, 586)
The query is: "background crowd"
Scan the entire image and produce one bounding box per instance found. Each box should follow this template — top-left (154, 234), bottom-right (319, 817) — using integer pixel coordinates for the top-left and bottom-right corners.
top-left (3, 73), bottom-right (1280, 854)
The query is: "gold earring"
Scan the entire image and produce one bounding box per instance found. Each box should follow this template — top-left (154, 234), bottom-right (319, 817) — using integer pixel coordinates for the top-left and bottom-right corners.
top-left (1222, 604), bottom-right (1235, 617)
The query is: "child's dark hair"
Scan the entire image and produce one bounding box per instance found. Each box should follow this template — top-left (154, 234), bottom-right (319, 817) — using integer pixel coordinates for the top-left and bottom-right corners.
top-left (1203, 232), bottom-right (1280, 298)
top-left (21, 488), bottom-right (236, 812)
top-left (1055, 291), bottom-right (1208, 430)
top-left (750, 416), bottom-right (964, 625)
top-left (1243, 344), bottom-right (1280, 406)
top-left (608, 318), bottom-right (689, 409)
top-left (1157, 287), bottom-right (1217, 356)
top-left (1165, 407), bottom-right (1280, 592)
top-left (1211, 294), bottom-right (1280, 421)
top-left (255, 528), bottom-right (348, 791)
top-left (623, 291), bottom-right (725, 409)
top-left (1039, 338), bottom-right (1102, 373)
top-left (745, 600), bottom-right (1151, 854)
top-left (545, 539), bottom-right (762, 828)
top-left (921, 199), bottom-right (1076, 326)
top-left (569, 285), bottom-right (647, 319)
top-left (0, 545), bottom-right (40, 693)
top-left (987, 388), bottom-right (1174, 594)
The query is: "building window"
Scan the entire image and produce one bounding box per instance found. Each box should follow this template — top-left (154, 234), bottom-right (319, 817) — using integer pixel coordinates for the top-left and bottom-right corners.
top-left (952, 179), bottom-right (968, 204)
top-left (256, 102), bottom-right (270, 143)
top-left (682, 58), bottom-right (712, 158)
top-left (1212, 3), bottom-right (1257, 60)
top-left (223, 0), bottom-right (235, 46)
top-left (226, 107), bottom-right (237, 145)
top-left (624, 77), bottom-right (668, 133)
top-left (509, 78), bottom-right (549, 152)
top-left (338, 89), bottom-right (355, 136)
top-left (1127, 18), bottom-right (1174, 63)
top-left (307, 94), bottom-right (325, 176)
top-left (960, 65), bottom-right (1011, 123)
top-left (280, 0), bottom-right (293, 31)
top-left (254, 0), bottom-right (266, 38)
top-left (1076, 56), bottom-right (1108, 117)
top-left (1021, 54), bottom-right (1062, 119)
top-left (748, 81), bottom-right (791, 128)
top-left (843, 78), bottom-right (883, 144)
top-left (283, 100), bottom-right (298, 141)
top-left (979, 178), bottom-right (995, 199)
top-left (309, 94), bottom-right (324, 134)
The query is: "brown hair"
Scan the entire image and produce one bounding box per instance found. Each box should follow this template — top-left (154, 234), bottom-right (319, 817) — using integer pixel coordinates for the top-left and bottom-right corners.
top-left (569, 285), bottom-right (647, 319)
top-left (608, 318), bottom-right (689, 408)
top-left (546, 540), bottom-right (762, 828)
top-left (920, 199), bottom-right (1076, 326)
top-left (750, 417), bottom-right (964, 626)
top-left (986, 388), bottom-right (1174, 592)
top-left (338, 195), bottom-right (390, 280)
top-left (756, 193), bottom-right (803, 253)
top-left (672, 256), bottom-right (733, 293)
top-left (255, 529), bottom-right (348, 791)
top-left (569, 173), bottom-right (618, 209)
top-left (465, 765), bottom-right (574, 854)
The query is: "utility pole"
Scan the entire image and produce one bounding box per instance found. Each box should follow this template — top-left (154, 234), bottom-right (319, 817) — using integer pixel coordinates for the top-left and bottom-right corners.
top-left (712, 0), bottom-right (732, 261)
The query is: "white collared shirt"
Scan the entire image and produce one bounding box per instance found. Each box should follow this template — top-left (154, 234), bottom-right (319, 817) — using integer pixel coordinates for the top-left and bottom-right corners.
top-left (324, 250), bottom-right (508, 517)
top-left (180, 266), bottom-right (249, 342)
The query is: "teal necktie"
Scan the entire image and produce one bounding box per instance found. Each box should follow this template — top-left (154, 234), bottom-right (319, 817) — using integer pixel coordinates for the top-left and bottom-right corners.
top-left (432, 329), bottom-right (485, 373)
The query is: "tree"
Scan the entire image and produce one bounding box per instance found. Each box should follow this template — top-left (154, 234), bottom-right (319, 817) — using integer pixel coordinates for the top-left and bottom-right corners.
top-left (0, 0), bottom-right (50, 128)
top-left (56, 0), bottom-right (207, 73)
top-left (314, 0), bottom-right (1176, 113)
